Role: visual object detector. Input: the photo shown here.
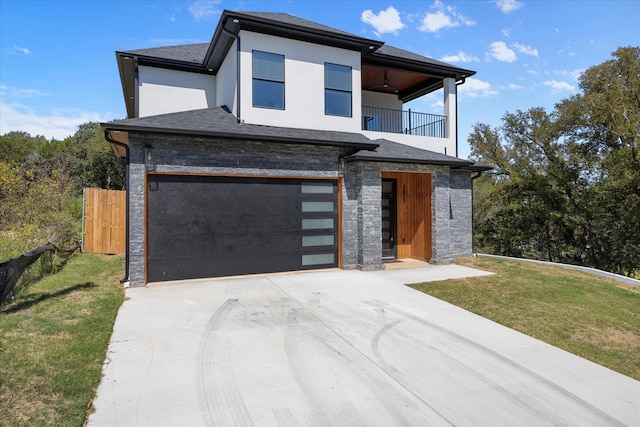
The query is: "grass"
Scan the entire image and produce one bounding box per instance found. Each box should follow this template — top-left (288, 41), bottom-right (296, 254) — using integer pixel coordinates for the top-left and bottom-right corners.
top-left (409, 256), bottom-right (640, 380)
top-left (0, 253), bottom-right (125, 427)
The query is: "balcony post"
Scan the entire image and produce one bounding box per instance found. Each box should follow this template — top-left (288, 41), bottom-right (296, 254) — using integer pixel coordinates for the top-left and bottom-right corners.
top-left (443, 77), bottom-right (457, 152)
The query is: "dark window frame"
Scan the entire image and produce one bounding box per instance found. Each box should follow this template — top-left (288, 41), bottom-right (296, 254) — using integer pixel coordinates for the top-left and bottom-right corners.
top-left (324, 62), bottom-right (352, 117)
top-left (252, 50), bottom-right (285, 110)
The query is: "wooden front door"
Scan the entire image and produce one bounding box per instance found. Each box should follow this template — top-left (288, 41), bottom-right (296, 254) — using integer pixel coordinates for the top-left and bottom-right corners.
top-left (381, 172), bottom-right (432, 262)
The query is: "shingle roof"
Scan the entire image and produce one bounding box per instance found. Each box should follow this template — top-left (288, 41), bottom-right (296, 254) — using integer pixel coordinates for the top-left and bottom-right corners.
top-left (117, 12), bottom-right (468, 74)
top-left (346, 139), bottom-right (474, 167)
top-left (122, 43), bottom-right (208, 64)
top-left (236, 11), bottom-right (365, 39)
top-left (373, 45), bottom-right (473, 75)
top-left (101, 107), bottom-right (379, 150)
top-left (103, 108), bottom-right (491, 170)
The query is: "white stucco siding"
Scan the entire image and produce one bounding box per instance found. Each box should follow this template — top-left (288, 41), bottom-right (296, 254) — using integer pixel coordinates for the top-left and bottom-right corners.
top-left (216, 41), bottom-right (238, 114)
top-left (138, 66), bottom-right (216, 117)
top-left (361, 131), bottom-right (456, 156)
top-left (239, 31), bottom-right (362, 133)
top-left (362, 91), bottom-right (402, 110)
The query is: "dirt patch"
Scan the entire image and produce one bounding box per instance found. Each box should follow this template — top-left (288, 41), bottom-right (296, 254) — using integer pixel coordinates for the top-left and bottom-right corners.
top-left (572, 325), bottom-right (640, 350)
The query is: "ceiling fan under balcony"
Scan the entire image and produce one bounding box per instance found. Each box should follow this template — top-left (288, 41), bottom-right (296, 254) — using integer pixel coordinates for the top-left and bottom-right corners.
top-left (369, 70), bottom-right (400, 93)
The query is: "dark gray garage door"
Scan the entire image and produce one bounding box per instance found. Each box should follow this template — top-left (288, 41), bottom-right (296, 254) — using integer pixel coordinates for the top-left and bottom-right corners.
top-left (146, 175), bottom-right (338, 282)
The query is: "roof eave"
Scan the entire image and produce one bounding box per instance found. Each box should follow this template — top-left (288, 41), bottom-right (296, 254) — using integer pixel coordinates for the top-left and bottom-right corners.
top-left (101, 122), bottom-right (380, 151)
top-left (365, 53), bottom-right (476, 79)
top-left (344, 155), bottom-right (474, 167)
top-left (205, 10), bottom-right (385, 71)
top-left (115, 52), bottom-right (137, 119)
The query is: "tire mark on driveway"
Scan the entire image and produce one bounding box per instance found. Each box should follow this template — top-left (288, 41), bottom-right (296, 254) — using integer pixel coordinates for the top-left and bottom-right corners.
top-left (196, 298), bottom-right (255, 427)
top-left (369, 308), bottom-right (454, 426)
top-left (273, 284), bottom-right (451, 426)
top-left (368, 300), bottom-right (625, 426)
top-left (284, 307), bottom-right (366, 426)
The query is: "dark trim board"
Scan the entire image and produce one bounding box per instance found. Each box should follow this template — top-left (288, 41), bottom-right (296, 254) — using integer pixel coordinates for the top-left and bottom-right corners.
top-left (145, 174), bottom-right (340, 282)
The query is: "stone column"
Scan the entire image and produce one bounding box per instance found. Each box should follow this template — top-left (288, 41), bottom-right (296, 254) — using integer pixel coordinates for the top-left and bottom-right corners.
top-left (431, 169), bottom-right (453, 264)
top-left (355, 164), bottom-right (385, 271)
top-left (127, 137), bottom-right (146, 286)
top-left (443, 77), bottom-right (457, 156)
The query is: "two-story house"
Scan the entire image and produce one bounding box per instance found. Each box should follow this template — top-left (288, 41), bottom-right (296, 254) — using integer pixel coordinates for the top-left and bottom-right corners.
top-left (101, 10), bottom-right (488, 286)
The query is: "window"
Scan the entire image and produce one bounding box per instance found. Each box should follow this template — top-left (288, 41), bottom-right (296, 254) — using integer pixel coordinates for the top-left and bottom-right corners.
top-left (253, 51), bottom-right (284, 109)
top-left (325, 63), bottom-right (352, 117)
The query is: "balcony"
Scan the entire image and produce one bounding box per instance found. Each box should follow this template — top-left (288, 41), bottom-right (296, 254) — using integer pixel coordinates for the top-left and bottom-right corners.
top-left (361, 106), bottom-right (447, 138)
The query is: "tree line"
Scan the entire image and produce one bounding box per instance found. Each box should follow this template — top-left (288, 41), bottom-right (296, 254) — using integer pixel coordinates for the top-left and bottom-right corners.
top-left (1, 47), bottom-right (638, 277)
top-left (469, 47), bottom-right (639, 277)
top-left (0, 122), bottom-right (124, 257)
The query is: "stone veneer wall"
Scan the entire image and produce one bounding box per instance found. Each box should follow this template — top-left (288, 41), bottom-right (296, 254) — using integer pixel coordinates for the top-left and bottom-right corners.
top-left (343, 163), bottom-right (385, 270)
top-left (126, 133), bottom-right (347, 286)
top-left (124, 133), bottom-right (475, 285)
top-left (346, 161), bottom-right (474, 265)
top-left (448, 170), bottom-right (473, 258)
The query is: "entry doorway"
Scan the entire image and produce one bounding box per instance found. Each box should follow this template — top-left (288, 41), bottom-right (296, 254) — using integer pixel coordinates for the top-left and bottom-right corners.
top-left (381, 179), bottom-right (397, 260)
top-left (381, 171), bottom-right (432, 262)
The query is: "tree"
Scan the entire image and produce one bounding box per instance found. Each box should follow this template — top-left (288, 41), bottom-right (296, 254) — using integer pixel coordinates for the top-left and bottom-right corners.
top-left (470, 47), bottom-right (640, 276)
top-left (0, 131), bottom-right (47, 164)
top-left (0, 121), bottom-right (124, 258)
top-left (55, 122), bottom-right (125, 191)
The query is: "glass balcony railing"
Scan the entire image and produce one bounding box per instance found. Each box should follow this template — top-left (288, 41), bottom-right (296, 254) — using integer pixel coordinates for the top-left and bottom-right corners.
top-left (362, 106), bottom-right (447, 138)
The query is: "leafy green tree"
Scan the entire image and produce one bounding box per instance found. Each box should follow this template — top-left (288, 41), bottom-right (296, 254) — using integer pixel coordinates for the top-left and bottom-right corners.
top-left (0, 121), bottom-right (124, 260)
top-left (470, 47), bottom-right (639, 276)
top-left (0, 131), bottom-right (47, 164)
top-left (52, 122), bottom-right (125, 191)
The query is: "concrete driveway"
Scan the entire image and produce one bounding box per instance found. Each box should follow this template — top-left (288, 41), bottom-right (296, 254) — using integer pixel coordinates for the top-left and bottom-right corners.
top-left (89, 263), bottom-right (639, 426)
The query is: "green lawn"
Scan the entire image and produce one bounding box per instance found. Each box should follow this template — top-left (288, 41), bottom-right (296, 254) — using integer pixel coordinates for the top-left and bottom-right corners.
top-left (409, 256), bottom-right (640, 380)
top-left (0, 253), bottom-right (125, 427)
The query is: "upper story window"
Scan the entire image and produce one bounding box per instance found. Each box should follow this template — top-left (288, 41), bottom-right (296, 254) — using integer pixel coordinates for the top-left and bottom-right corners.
top-left (324, 63), bottom-right (352, 117)
top-left (252, 51), bottom-right (285, 109)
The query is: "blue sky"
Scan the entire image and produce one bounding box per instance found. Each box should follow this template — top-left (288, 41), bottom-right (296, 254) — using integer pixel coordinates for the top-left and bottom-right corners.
top-left (1, 0), bottom-right (638, 158)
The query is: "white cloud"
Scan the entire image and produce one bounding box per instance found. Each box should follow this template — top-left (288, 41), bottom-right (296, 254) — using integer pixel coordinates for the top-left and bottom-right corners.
top-left (418, 1), bottom-right (475, 33)
top-left (487, 41), bottom-right (517, 62)
top-left (555, 68), bottom-right (584, 81)
top-left (0, 102), bottom-right (114, 140)
top-left (507, 83), bottom-right (524, 89)
top-left (441, 51), bottom-right (479, 63)
top-left (513, 43), bottom-right (539, 57)
top-left (188, 0), bottom-right (220, 20)
top-left (543, 80), bottom-right (575, 92)
top-left (12, 45), bottom-right (31, 55)
top-left (502, 28), bottom-right (511, 37)
top-left (413, 91), bottom-right (444, 112)
top-left (361, 6), bottom-right (405, 35)
top-left (445, 3), bottom-right (475, 26)
top-left (493, 0), bottom-right (524, 13)
top-left (0, 85), bottom-right (47, 98)
top-left (459, 77), bottom-right (499, 98)
top-left (420, 10), bottom-right (455, 33)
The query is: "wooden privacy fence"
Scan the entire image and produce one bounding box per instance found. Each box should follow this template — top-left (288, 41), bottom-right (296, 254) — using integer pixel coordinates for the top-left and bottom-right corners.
top-left (83, 188), bottom-right (126, 255)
